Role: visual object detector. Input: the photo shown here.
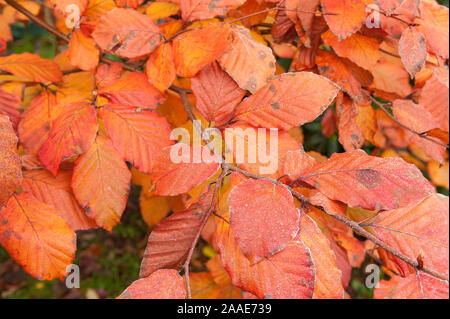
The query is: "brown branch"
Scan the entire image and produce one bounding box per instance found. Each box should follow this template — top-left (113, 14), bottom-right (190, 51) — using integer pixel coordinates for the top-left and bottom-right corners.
top-left (5, 0), bottom-right (141, 73)
top-left (183, 168), bottom-right (228, 299)
top-left (368, 95), bottom-right (449, 148)
top-left (5, 0), bottom-right (70, 42)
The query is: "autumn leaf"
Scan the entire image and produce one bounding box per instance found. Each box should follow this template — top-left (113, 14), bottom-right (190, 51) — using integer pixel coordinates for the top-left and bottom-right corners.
top-left (234, 72), bottom-right (340, 130)
top-left (321, 0), bottom-right (366, 40)
top-left (299, 214), bottom-right (344, 299)
top-left (18, 91), bottom-right (61, 154)
top-left (419, 67), bottom-right (449, 132)
top-left (415, 0), bottom-right (449, 59)
top-left (67, 29), bottom-right (99, 71)
top-left (321, 30), bottom-right (381, 72)
top-left (372, 194), bottom-right (449, 278)
top-left (0, 52), bottom-right (62, 82)
top-left (0, 192), bottom-right (76, 280)
top-left (22, 170), bottom-right (97, 231)
top-left (173, 23), bottom-right (231, 77)
top-left (0, 88), bottom-right (21, 130)
top-left (38, 101), bottom-right (98, 175)
top-left (151, 145), bottom-right (220, 196)
top-left (99, 72), bottom-right (164, 109)
top-left (180, 0), bottom-right (246, 21)
top-left (374, 273), bottom-right (449, 299)
top-left (98, 104), bottom-right (173, 173)
top-left (191, 61), bottom-right (246, 126)
top-left (218, 25), bottom-right (276, 93)
top-left (92, 8), bottom-right (162, 58)
top-left (301, 149), bottom-right (436, 210)
top-left (71, 135), bottom-right (131, 231)
top-left (118, 269), bottom-right (186, 299)
top-left (140, 190), bottom-right (212, 277)
top-left (228, 179), bottom-right (300, 263)
top-left (0, 115), bottom-right (21, 206)
top-left (398, 28), bottom-right (427, 78)
top-left (145, 43), bottom-right (176, 93)
top-left (216, 209), bottom-right (315, 299)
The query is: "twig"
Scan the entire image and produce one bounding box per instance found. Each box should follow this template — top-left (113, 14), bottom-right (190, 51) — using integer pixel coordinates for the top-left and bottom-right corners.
top-left (5, 0), bottom-right (70, 42)
top-left (368, 95), bottom-right (449, 148)
top-left (183, 169), bottom-right (228, 299)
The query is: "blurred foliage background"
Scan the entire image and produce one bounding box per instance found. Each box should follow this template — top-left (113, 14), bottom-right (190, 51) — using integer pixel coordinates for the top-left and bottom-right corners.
top-left (0, 0), bottom-right (449, 299)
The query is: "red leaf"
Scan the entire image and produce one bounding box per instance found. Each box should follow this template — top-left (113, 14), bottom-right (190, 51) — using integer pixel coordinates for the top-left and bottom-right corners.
top-left (140, 190), bottom-right (212, 277)
top-left (372, 194), bottom-right (449, 278)
top-left (301, 149), bottom-right (436, 210)
top-left (374, 273), bottom-right (449, 299)
top-left (0, 193), bottom-right (76, 280)
top-left (118, 269), bottom-right (186, 299)
top-left (152, 145), bottom-right (220, 196)
top-left (228, 179), bottom-right (300, 263)
top-left (98, 104), bottom-right (173, 173)
top-left (71, 136), bottom-right (131, 231)
top-left (92, 8), bottom-right (161, 58)
top-left (191, 61), bottom-right (246, 126)
top-left (234, 72), bottom-right (340, 130)
top-left (38, 101), bottom-right (98, 175)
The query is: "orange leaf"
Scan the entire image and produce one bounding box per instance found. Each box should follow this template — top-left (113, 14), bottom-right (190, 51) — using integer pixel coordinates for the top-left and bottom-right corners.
top-left (173, 23), bottom-right (231, 77)
top-left (118, 269), bottom-right (186, 299)
top-left (415, 1), bottom-right (449, 59)
top-left (0, 89), bottom-right (21, 130)
top-left (140, 190), bottom-right (211, 277)
top-left (321, 30), bottom-right (380, 71)
top-left (22, 170), bottom-right (97, 231)
top-left (300, 214), bottom-right (344, 299)
top-left (398, 28), bottom-right (427, 78)
top-left (98, 104), bottom-right (173, 173)
top-left (18, 91), bottom-right (61, 154)
top-left (67, 29), bottom-right (99, 71)
top-left (234, 72), bottom-right (340, 130)
top-left (419, 67), bottom-right (449, 132)
top-left (373, 194), bottom-right (449, 278)
top-left (0, 52), bottom-right (62, 83)
top-left (92, 8), bottom-right (161, 58)
top-left (316, 50), bottom-right (363, 103)
top-left (215, 209), bottom-right (315, 299)
top-left (218, 25), bottom-right (276, 93)
top-left (321, 0), bottom-right (366, 40)
top-left (301, 149), bottom-right (436, 210)
top-left (189, 272), bottom-right (242, 299)
top-left (392, 99), bottom-right (439, 133)
top-left (374, 273), bottom-right (449, 299)
top-left (375, 0), bottom-right (408, 14)
top-left (38, 101), bottom-right (98, 175)
top-left (71, 135), bottom-right (131, 231)
top-left (151, 145), bottom-right (220, 196)
top-left (0, 193), bottom-right (76, 280)
top-left (145, 43), bottom-right (176, 93)
top-left (229, 179), bottom-right (300, 263)
top-left (192, 61), bottom-right (245, 126)
top-left (180, 0), bottom-right (246, 21)
top-left (336, 94), bottom-right (365, 151)
top-left (0, 115), bottom-right (21, 206)
top-left (99, 72), bottom-right (164, 109)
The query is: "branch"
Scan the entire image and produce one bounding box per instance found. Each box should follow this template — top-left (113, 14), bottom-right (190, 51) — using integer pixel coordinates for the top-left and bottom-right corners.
top-left (368, 95), bottom-right (449, 148)
top-left (183, 168), bottom-right (228, 299)
top-left (174, 85), bottom-right (449, 283)
top-left (5, 0), bottom-right (140, 73)
top-left (5, 0), bottom-right (70, 42)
